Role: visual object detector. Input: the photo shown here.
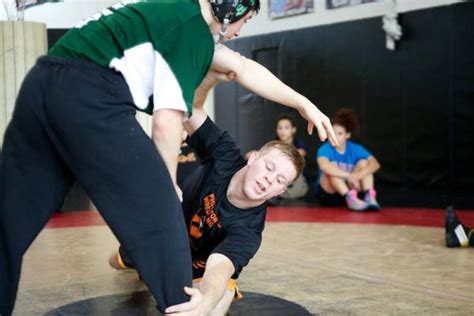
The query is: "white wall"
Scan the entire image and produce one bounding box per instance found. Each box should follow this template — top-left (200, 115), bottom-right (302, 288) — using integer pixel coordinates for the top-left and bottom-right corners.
top-left (240, 0), bottom-right (467, 38)
top-left (1, 0), bottom-right (466, 31)
top-left (0, 0), bottom-right (120, 28)
top-left (0, 0), bottom-right (466, 126)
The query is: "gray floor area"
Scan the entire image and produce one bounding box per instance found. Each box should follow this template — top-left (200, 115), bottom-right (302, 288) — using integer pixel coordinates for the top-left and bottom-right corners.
top-left (14, 222), bottom-right (474, 315)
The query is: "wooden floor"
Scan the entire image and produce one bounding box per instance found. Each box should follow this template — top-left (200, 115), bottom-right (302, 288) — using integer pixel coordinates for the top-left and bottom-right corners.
top-left (13, 207), bottom-right (474, 315)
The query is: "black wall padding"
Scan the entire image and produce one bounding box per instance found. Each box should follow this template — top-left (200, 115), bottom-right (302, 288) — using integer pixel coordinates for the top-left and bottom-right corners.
top-left (452, 5), bottom-right (474, 205)
top-left (215, 3), bottom-right (474, 208)
top-left (47, 28), bottom-right (68, 49)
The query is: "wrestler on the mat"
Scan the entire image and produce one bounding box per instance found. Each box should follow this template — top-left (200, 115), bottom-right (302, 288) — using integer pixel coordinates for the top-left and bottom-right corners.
top-left (109, 70), bottom-right (305, 315)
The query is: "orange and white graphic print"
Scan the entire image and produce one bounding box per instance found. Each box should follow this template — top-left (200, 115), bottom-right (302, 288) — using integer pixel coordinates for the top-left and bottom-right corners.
top-left (189, 193), bottom-right (221, 240)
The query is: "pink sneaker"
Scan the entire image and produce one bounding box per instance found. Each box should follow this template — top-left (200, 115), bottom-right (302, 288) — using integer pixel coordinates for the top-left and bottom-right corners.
top-left (345, 189), bottom-right (369, 212)
top-left (364, 188), bottom-right (380, 211)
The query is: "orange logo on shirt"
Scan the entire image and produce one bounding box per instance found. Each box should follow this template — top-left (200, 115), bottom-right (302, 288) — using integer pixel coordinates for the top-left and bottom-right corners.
top-left (189, 210), bottom-right (204, 239)
top-left (188, 193), bottom-right (221, 240)
top-left (178, 152), bottom-right (197, 163)
top-left (203, 193), bottom-right (221, 229)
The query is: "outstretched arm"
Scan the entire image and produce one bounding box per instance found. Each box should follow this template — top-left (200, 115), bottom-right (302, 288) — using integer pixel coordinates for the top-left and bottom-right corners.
top-left (164, 254), bottom-right (235, 315)
top-left (211, 45), bottom-right (338, 146)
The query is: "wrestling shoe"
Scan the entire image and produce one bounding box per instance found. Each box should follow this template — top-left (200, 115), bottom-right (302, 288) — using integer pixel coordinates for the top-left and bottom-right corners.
top-left (445, 206), bottom-right (470, 247)
top-left (364, 188), bottom-right (380, 211)
top-left (345, 189), bottom-right (369, 212)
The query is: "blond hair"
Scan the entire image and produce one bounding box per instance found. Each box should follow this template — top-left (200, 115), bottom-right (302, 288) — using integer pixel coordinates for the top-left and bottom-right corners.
top-left (259, 141), bottom-right (305, 182)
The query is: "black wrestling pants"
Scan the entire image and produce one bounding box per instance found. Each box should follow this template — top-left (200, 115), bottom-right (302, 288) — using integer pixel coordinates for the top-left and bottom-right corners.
top-left (0, 56), bottom-right (192, 315)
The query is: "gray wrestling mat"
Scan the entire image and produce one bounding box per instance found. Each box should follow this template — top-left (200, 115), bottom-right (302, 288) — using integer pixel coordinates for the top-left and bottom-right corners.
top-left (44, 290), bottom-right (312, 315)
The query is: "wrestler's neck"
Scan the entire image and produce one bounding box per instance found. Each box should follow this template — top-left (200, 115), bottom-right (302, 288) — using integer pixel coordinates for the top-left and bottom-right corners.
top-left (227, 167), bottom-right (265, 209)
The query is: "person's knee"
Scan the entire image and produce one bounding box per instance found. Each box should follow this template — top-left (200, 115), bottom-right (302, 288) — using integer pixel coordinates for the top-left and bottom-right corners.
top-left (320, 174), bottom-right (336, 193)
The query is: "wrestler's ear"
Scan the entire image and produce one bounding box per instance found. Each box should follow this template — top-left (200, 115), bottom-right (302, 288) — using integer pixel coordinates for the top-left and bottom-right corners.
top-left (247, 151), bottom-right (259, 166)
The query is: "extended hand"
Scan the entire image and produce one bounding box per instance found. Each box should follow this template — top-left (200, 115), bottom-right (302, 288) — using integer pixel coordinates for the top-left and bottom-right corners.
top-left (165, 287), bottom-right (212, 316)
top-left (298, 102), bottom-right (339, 147)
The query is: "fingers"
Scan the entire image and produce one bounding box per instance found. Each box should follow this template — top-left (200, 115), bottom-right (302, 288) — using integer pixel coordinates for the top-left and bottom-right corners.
top-left (314, 119), bottom-right (327, 142)
top-left (224, 71), bottom-right (236, 81)
top-left (164, 287), bottom-right (201, 314)
top-left (323, 117), bottom-right (339, 147)
top-left (184, 286), bottom-right (199, 296)
top-left (210, 70), bottom-right (236, 82)
top-left (165, 301), bottom-right (193, 314)
top-left (307, 123), bottom-right (314, 135)
top-left (302, 106), bottom-right (336, 146)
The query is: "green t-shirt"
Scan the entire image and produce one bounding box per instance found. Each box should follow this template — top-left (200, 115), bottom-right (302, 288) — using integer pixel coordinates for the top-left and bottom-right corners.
top-left (49, 0), bottom-right (215, 115)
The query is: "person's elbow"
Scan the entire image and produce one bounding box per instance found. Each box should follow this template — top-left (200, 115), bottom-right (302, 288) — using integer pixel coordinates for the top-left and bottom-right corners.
top-left (220, 52), bottom-right (247, 81)
top-left (212, 45), bottom-right (247, 78)
top-left (317, 158), bottom-right (330, 173)
top-left (152, 109), bottom-right (183, 140)
top-left (233, 55), bottom-right (248, 79)
top-left (319, 165), bottom-right (331, 175)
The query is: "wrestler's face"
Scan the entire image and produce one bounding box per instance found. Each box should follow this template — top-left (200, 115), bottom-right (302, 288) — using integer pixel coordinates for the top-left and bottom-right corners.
top-left (223, 11), bottom-right (254, 41)
top-left (243, 149), bottom-right (297, 201)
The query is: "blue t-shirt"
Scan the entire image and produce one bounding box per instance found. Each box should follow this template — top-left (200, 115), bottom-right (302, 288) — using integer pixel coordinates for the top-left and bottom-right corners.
top-left (316, 140), bottom-right (371, 183)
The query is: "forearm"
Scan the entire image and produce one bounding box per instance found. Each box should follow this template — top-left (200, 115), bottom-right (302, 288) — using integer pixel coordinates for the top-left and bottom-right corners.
top-left (199, 273), bottom-right (229, 311)
top-left (212, 45), bottom-right (306, 110)
top-left (236, 58), bottom-right (307, 110)
top-left (320, 162), bottom-right (349, 179)
top-left (184, 71), bottom-right (221, 136)
top-left (199, 254), bottom-right (235, 312)
top-left (355, 157), bottom-right (381, 178)
top-left (152, 109), bottom-right (184, 184)
top-left (194, 74), bottom-right (219, 110)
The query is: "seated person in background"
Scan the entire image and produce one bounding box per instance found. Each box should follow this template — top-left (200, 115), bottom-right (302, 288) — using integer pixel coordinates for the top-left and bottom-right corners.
top-left (109, 70), bottom-right (305, 315)
top-left (315, 108), bottom-right (381, 211)
top-left (446, 206), bottom-right (474, 248)
top-left (275, 114), bottom-right (309, 199)
top-left (244, 114), bottom-right (308, 200)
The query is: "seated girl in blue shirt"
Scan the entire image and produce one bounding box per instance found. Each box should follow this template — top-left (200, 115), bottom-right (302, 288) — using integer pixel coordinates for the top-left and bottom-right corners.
top-left (315, 108), bottom-right (381, 211)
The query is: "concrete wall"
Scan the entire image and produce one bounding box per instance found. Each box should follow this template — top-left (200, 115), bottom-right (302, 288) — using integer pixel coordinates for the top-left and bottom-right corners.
top-left (0, 21), bottom-right (47, 146)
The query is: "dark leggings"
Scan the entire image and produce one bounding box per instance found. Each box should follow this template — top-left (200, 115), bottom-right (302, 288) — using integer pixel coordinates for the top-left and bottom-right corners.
top-left (0, 56), bottom-right (192, 315)
top-left (315, 184), bottom-right (346, 206)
